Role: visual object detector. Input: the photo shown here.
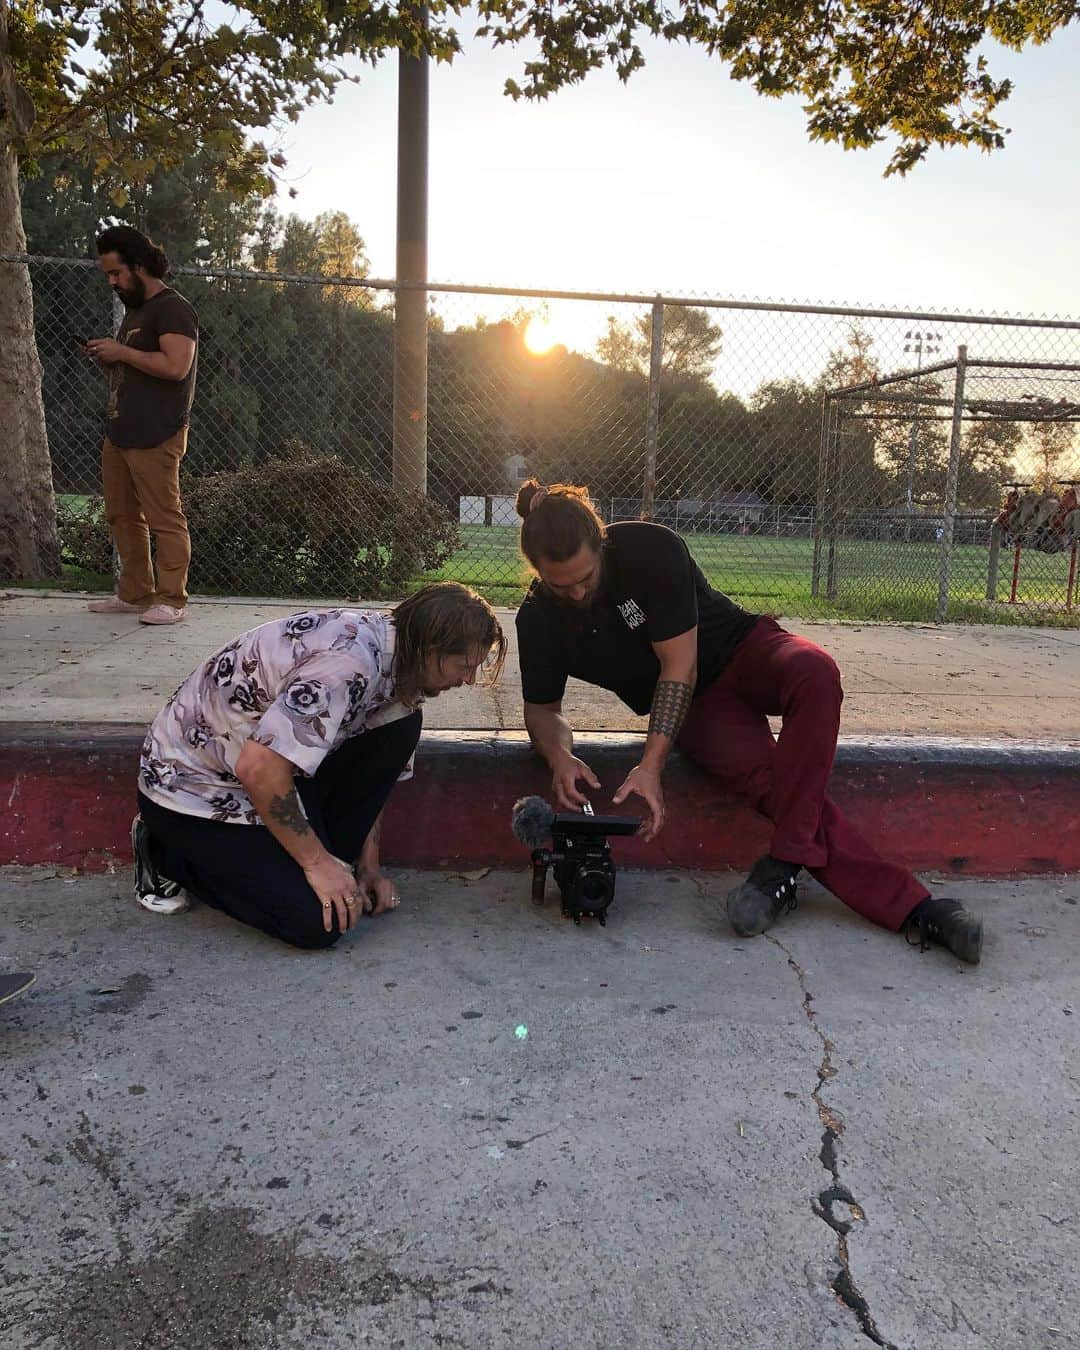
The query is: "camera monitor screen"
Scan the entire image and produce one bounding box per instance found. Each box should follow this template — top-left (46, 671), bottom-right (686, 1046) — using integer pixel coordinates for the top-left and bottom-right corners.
top-left (552, 812), bottom-right (640, 838)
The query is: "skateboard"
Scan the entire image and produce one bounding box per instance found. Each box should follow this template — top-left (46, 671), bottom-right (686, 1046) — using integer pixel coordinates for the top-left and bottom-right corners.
top-left (0, 973), bottom-right (35, 1006)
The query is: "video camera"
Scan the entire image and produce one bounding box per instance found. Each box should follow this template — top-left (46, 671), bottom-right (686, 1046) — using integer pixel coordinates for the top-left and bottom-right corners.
top-left (510, 796), bottom-right (639, 925)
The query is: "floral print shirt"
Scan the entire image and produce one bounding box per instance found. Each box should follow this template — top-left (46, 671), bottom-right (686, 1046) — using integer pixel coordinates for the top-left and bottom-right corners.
top-left (139, 609), bottom-right (415, 823)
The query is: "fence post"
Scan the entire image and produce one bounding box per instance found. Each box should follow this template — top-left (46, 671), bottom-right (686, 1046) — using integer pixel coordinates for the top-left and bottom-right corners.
top-left (825, 402), bottom-right (841, 601)
top-left (393, 8), bottom-right (429, 495)
top-left (936, 345), bottom-right (968, 623)
top-left (641, 298), bottom-right (664, 520)
top-left (986, 521), bottom-right (1002, 600)
top-left (811, 393), bottom-right (830, 596)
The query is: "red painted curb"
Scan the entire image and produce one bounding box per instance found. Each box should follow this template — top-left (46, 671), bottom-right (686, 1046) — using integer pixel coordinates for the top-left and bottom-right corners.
top-left (2, 725), bottom-right (1078, 877)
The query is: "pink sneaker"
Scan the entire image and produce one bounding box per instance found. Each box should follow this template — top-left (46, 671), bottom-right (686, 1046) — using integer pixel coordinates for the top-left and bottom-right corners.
top-left (87, 595), bottom-right (143, 614)
top-left (140, 604), bottom-right (186, 625)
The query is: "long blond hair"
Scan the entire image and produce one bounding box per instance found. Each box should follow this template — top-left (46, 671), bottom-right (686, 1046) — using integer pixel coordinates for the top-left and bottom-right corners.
top-left (391, 583), bottom-right (506, 701)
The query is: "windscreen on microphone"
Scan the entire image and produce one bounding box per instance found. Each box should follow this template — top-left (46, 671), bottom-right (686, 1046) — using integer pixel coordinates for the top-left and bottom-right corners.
top-left (510, 795), bottom-right (555, 849)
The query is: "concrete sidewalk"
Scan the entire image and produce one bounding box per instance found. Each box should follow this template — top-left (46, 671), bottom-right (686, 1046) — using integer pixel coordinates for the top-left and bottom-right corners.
top-left (1, 866), bottom-right (1076, 1349)
top-left (4, 590), bottom-right (1080, 739)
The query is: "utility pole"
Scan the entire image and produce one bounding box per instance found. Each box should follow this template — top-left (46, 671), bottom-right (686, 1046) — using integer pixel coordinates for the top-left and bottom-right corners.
top-left (393, 6), bottom-right (429, 495)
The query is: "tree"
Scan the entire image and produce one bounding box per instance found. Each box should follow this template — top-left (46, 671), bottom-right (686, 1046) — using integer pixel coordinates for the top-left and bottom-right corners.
top-left (656, 390), bottom-right (759, 499)
top-left (5, 1), bottom-right (1077, 577)
top-left (2, 1), bottom-right (445, 578)
top-left (21, 151), bottom-right (382, 481)
top-left (820, 325), bottom-right (886, 508)
top-left (751, 379), bottom-right (823, 507)
top-left (1027, 420), bottom-right (1078, 490)
top-left (959, 419), bottom-right (1021, 510)
top-left (596, 305), bottom-right (723, 385)
top-left (479, 1), bottom-right (1078, 176)
top-left (595, 314), bottom-right (640, 374)
top-left (2, 6), bottom-right (55, 578)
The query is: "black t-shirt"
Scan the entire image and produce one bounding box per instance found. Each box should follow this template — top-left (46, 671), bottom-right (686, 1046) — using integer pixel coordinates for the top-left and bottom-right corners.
top-left (517, 521), bottom-right (760, 715)
top-left (106, 287), bottom-right (199, 449)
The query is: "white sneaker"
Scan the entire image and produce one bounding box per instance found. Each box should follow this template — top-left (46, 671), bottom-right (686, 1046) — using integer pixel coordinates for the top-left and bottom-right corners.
top-left (136, 889), bottom-right (191, 916)
top-left (131, 815), bottom-right (191, 915)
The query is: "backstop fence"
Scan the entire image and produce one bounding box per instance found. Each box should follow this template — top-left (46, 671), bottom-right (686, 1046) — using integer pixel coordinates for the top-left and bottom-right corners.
top-left (7, 252), bottom-right (1080, 624)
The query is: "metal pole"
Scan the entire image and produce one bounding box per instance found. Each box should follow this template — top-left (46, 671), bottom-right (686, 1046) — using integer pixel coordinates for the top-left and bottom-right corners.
top-left (903, 341), bottom-right (926, 542)
top-left (935, 345), bottom-right (968, 623)
top-left (641, 298), bottom-right (663, 520)
top-left (986, 522), bottom-right (1002, 601)
top-left (393, 7), bottom-right (429, 495)
top-left (811, 393), bottom-right (830, 596)
top-left (825, 402), bottom-right (842, 602)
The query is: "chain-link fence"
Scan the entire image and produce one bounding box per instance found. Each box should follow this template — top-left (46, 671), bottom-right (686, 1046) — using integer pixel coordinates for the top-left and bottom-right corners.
top-left (9, 253), bottom-right (1080, 623)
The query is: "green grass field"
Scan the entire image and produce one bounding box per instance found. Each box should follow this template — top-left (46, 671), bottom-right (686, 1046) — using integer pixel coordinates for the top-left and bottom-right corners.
top-left (422, 525), bottom-right (1080, 625)
top-left (32, 503), bottom-right (1080, 625)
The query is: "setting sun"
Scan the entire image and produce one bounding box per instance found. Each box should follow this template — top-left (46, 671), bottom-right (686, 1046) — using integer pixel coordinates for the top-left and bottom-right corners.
top-left (523, 316), bottom-right (559, 355)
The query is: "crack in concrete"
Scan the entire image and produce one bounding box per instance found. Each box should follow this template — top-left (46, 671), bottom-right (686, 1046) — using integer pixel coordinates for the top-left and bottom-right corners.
top-left (767, 935), bottom-right (899, 1350)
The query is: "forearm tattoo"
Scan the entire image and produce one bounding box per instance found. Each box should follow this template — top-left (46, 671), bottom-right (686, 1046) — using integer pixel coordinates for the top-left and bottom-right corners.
top-left (648, 680), bottom-right (694, 741)
top-left (268, 791), bottom-right (312, 836)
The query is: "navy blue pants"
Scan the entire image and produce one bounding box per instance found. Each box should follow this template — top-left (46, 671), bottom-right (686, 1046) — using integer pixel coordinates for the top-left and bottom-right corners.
top-left (138, 712), bottom-right (422, 949)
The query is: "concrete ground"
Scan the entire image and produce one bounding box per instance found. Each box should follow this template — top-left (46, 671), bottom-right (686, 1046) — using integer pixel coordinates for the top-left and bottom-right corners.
top-left (4, 591), bottom-right (1080, 739)
top-left (1, 866), bottom-right (1077, 1350)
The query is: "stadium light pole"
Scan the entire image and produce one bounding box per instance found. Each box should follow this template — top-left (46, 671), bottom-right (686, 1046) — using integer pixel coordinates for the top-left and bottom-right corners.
top-left (393, 5), bottom-right (429, 495)
top-left (902, 330), bottom-right (941, 541)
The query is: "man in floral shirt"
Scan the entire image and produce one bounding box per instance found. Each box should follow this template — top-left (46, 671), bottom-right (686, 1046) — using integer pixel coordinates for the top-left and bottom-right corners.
top-left (133, 583), bottom-right (505, 948)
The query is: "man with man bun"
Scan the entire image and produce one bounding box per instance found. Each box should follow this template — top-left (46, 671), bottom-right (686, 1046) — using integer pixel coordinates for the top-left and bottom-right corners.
top-left (83, 225), bottom-right (198, 625)
top-left (513, 479), bottom-right (983, 965)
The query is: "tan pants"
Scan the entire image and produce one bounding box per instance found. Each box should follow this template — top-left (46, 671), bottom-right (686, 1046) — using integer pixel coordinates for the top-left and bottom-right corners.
top-left (101, 429), bottom-right (191, 609)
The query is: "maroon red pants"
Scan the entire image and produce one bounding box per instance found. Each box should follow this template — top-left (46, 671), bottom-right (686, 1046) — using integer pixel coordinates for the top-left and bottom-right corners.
top-left (677, 617), bottom-right (928, 931)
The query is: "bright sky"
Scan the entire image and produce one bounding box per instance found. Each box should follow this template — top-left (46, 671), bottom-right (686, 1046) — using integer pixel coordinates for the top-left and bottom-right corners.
top-left (277, 15), bottom-right (1080, 385)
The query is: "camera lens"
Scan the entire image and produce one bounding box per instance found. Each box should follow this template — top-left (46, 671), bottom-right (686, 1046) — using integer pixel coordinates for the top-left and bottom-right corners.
top-left (580, 871), bottom-right (609, 905)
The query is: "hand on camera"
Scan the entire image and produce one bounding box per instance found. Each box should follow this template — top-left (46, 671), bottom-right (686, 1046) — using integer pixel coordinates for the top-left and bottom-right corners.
top-left (552, 753), bottom-right (601, 811)
top-left (612, 762), bottom-right (665, 842)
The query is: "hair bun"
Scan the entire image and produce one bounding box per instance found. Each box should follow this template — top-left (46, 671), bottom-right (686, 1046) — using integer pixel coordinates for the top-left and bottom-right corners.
top-left (515, 478), bottom-right (543, 519)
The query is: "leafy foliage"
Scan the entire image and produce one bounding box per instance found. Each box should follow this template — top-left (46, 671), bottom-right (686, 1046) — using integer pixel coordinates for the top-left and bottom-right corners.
top-left (596, 306), bottom-right (724, 383)
top-left (476, 1), bottom-right (1079, 174)
top-left (55, 494), bottom-right (113, 575)
top-left (8, 2), bottom-right (455, 203)
top-left (182, 439), bottom-right (459, 597)
top-left (54, 439), bottom-right (461, 597)
top-left (7, 1), bottom-right (1076, 203)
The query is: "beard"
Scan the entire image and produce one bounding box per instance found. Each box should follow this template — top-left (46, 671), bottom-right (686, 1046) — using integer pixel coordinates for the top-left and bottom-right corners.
top-left (552, 567), bottom-right (607, 615)
top-left (117, 276), bottom-right (147, 308)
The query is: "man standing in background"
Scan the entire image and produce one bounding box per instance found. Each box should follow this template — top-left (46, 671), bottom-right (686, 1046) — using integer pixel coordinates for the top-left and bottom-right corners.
top-left (83, 225), bottom-right (198, 625)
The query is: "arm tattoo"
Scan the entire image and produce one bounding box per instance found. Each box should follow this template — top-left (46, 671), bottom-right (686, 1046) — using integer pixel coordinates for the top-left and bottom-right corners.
top-left (648, 680), bottom-right (694, 742)
top-left (267, 791), bottom-right (312, 837)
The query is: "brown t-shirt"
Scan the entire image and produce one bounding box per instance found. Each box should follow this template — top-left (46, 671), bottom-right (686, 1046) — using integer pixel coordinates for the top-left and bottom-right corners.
top-left (105, 287), bottom-right (199, 449)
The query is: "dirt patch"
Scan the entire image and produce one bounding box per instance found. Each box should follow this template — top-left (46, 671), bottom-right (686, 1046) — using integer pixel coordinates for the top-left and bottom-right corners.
top-left (44, 1206), bottom-right (441, 1350)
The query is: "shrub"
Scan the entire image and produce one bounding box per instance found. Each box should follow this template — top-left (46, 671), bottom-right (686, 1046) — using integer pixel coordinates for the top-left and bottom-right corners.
top-left (55, 496), bottom-right (114, 576)
top-left (183, 443), bottom-right (460, 597)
